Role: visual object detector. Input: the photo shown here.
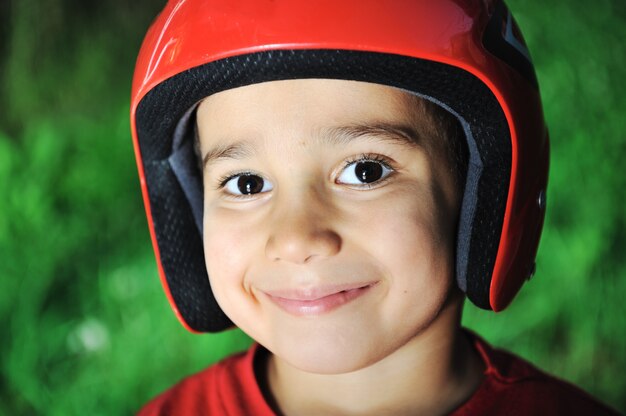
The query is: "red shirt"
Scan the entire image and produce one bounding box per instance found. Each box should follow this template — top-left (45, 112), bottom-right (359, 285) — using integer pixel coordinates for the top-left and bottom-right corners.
top-left (138, 333), bottom-right (619, 415)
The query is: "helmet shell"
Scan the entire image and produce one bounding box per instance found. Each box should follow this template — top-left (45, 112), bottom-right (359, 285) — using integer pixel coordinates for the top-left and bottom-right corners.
top-left (131, 0), bottom-right (549, 332)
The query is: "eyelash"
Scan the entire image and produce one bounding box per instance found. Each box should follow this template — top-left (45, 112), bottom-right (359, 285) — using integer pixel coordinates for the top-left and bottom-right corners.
top-left (341, 153), bottom-right (393, 171)
top-left (217, 171), bottom-right (252, 189)
top-left (339, 153), bottom-right (396, 187)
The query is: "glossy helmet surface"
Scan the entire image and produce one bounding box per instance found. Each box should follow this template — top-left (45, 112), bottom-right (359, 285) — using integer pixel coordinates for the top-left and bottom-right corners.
top-left (130, 0), bottom-right (549, 332)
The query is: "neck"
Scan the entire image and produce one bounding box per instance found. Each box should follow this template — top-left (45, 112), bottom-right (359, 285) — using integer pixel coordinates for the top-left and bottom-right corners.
top-left (263, 295), bottom-right (485, 416)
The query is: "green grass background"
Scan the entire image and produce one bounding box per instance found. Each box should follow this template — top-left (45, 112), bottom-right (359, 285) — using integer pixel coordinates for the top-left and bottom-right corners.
top-left (0, 1), bottom-right (624, 414)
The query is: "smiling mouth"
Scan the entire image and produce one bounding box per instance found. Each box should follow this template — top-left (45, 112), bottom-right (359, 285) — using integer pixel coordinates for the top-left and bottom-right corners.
top-left (262, 282), bottom-right (378, 316)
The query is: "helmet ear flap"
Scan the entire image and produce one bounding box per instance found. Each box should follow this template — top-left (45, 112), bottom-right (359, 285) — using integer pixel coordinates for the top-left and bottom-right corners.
top-left (144, 156), bottom-right (233, 332)
top-left (168, 106), bottom-right (234, 332)
top-left (138, 98), bottom-right (233, 333)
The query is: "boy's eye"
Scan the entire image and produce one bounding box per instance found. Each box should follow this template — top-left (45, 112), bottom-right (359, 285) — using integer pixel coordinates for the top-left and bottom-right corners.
top-left (337, 158), bottom-right (393, 186)
top-left (223, 173), bottom-right (273, 196)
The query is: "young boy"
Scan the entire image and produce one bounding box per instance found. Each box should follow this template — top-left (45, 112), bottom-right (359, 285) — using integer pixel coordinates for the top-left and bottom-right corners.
top-left (130, 1), bottom-right (619, 414)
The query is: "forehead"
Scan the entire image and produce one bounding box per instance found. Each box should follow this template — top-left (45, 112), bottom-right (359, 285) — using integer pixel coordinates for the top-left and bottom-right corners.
top-left (196, 79), bottom-right (435, 137)
top-left (192, 80), bottom-right (457, 175)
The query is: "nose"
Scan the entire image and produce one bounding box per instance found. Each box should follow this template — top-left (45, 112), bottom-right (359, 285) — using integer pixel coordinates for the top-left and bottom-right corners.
top-left (265, 191), bottom-right (342, 264)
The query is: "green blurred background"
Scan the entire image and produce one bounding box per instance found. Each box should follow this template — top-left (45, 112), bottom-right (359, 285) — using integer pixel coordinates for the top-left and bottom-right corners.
top-left (0, 1), bottom-right (624, 414)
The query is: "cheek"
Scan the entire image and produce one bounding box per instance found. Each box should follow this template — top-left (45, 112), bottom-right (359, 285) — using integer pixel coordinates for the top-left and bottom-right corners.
top-left (203, 217), bottom-right (273, 340)
top-left (367, 191), bottom-right (451, 269)
top-left (204, 225), bottom-right (242, 278)
top-left (202, 213), bottom-right (257, 305)
top-left (359, 190), bottom-right (455, 313)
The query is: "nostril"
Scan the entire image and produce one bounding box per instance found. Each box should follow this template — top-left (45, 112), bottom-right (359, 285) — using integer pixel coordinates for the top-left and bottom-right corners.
top-left (265, 228), bottom-right (342, 264)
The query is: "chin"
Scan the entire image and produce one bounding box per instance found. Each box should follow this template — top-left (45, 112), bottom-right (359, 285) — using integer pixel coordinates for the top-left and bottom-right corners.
top-left (264, 319), bottom-right (412, 375)
top-left (277, 300), bottom-right (458, 376)
top-left (276, 338), bottom-right (385, 375)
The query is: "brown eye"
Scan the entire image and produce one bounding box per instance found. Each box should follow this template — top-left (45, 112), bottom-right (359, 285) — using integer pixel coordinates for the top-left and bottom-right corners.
top-left (337, 158), bottom-right (393, 186)
top-left (223, 173), bottom-right (273, 196)
top-left (238, 175), bottom-right (264, 194)
top-left (354, 161), bottom-right (383, 183)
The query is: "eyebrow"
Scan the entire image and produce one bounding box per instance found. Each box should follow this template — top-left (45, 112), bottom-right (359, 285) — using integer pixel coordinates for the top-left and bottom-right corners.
top-left (201, 122), bottom-right (421, 169)
top-left (202, 140), bottom-right (255, 170)
top-left (323, 123), bottom-right (422, 148)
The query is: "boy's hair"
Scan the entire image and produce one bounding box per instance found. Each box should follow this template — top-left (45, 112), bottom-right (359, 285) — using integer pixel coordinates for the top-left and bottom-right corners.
top-left (130, 0), bottom-right (549, 332)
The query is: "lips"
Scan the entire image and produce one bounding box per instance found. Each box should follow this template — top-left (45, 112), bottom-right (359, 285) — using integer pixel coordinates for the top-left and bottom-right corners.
top-left (262, 282), bottom-right (377, 316)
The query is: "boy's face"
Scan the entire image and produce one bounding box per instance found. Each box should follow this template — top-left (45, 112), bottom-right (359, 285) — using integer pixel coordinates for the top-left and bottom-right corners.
top-left (197, 79), bottom-right (460, 374)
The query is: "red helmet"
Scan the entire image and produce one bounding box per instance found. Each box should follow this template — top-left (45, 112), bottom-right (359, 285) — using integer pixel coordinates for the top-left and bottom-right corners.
top-left (130, 0), bottom-right (549, 332)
